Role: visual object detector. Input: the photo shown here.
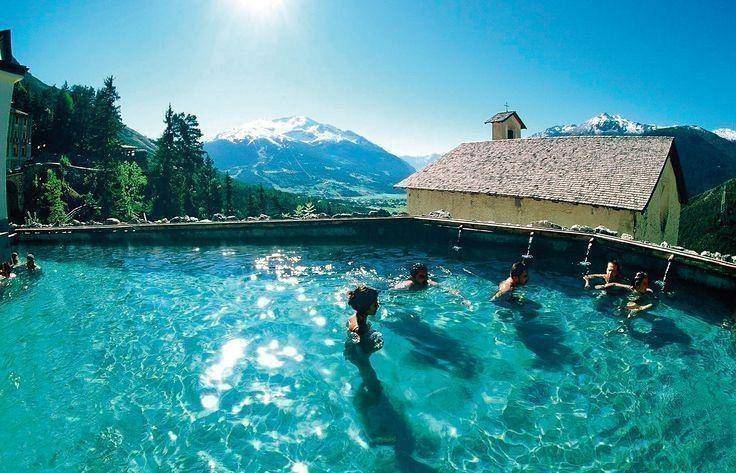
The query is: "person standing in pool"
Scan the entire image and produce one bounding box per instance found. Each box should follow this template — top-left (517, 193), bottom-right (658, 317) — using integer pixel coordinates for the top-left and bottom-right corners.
top-left (597, 271), bottom-right (654, 315)
top-left (583, 259), bottom-right (626, 291)
top-left (493, 261), bottom-right (528, 302)
top-left (25, 254), bottom-right (40, 272)
top-left (394, 263), bottom-right (437, 290)
top-left (346, 285), bottom-right (384, 353)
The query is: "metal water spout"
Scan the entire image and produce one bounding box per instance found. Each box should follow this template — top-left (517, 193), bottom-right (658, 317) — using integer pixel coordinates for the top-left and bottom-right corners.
top-left (579, 237), bottom-right (595, 270)
top-left (521, 232), bottom-right (535, 261)
top-left (452, 226), bottom-right (463, 252)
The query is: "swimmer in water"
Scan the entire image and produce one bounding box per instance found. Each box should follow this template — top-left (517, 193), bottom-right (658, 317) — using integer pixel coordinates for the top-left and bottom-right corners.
top-left (584, 259), bottom-right (626, 291)
top-left (10, 252), bottom-right (19, 268)
top-left (0, 262), bottom-right (13, 280)
top-left (493, 261), bottom-right (528, 302)
top-left (346, 285), bottom-right (384, 353)
top-left (393, 263), bottom-right (437, 290)
top-left (598, 271), bottom-right (654, 315)
top-left (25, 253), bottom-right (40, 272)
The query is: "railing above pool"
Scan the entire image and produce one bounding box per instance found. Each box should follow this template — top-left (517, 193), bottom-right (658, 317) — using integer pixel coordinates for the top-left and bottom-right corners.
top-left (10, 216), bottom-right (736, 293)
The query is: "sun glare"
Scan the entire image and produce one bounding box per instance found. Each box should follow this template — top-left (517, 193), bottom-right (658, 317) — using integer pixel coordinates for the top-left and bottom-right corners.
top-left (236, 0), bottom-right (285, 18)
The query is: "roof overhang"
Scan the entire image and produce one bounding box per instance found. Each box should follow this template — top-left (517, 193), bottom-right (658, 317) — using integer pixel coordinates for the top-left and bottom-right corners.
top-left (483, 111), bottom-right (527, 129)
top-left (0, 30), bottom-right (28, 78)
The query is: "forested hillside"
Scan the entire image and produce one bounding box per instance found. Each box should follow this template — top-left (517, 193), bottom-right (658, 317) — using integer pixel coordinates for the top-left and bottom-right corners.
top-left (11, 74), bottom-right (361, 225)
top-left (679, 178), bottom-right (736, 254)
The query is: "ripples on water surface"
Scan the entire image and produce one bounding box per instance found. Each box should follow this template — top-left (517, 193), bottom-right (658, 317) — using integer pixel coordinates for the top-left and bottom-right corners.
top-left (0, 243), bottom-right (734, 471)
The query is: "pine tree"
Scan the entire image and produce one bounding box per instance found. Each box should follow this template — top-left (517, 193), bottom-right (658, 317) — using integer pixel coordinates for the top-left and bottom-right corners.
top-left (90, 76), bottom-right (124, 216)
top-left (173, 112), bottom-right (206, 216)
top-left (224, 172), bottom-right (234, 215)
top-left (89, 76), bottom-right (123, 167)
top-left (149, 105), bottom-right (179, 218)
top-left (50, 83), bottom-right (74, 155)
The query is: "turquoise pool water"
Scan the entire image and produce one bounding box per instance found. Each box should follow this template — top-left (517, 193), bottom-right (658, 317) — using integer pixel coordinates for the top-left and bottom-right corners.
top-left (0, 243), bottom-right (734, 471)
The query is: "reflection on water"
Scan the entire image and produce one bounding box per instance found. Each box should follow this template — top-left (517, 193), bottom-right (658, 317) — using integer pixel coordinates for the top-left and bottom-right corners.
top-left (0, 243), bottom-right (733, 471)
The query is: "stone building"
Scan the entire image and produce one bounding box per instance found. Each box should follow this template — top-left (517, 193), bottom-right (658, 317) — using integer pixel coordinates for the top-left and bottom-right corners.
top-left (398, 111), bottom-right (687, 244)
top-left (0, 30), bottom-right (28, 237)
top-left (7, 108), bottom-right (31, 171)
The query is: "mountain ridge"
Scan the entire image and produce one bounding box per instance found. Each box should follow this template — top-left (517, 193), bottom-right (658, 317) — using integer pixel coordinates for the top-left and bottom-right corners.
top-left (532, 113), bottom-right (736, 198)
top-left (204, 116), bottom-right (414, 198)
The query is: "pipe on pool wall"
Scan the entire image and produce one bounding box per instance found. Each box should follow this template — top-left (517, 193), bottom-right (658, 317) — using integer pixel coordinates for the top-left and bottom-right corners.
top-left (10, 216), bottom-right (736, 292)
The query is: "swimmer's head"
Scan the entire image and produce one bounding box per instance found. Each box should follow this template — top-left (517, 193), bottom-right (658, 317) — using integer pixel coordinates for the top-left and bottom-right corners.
top-left (11, 252), bottom-right (18, 265)
top-left (410, 263), bottom-right (428, 285)
top-left (348, 285), bottom-right (379, 315)
top-left (510, 262), bottom-right (528, 286)
top-left (26, 253), bottom-right (36, 269)
top-left (633, 271), bottom-right (649, 291)
top-left (606, 260), bottom-right (621, 279)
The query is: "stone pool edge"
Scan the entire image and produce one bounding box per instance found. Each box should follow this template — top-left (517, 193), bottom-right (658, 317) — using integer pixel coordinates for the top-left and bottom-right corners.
top-left (9, 216), bottom-right (736, 292)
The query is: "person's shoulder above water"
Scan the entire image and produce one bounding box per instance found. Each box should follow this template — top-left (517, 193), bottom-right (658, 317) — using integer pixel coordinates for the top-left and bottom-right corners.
top-left (492, 261), bottom-right (528, 301)
top-left (24, 253), bottom-right (41, 272)
top-left (393, 262), bottom-right (437, 290)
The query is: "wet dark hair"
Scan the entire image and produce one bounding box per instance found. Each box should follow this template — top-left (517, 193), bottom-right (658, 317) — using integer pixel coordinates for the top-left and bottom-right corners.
top-left (1, 262), bottom-right (11, 276)
top-left (510, 261), bottom-right (527, 278)
top-left (348, 285), bottom-right (379, 314)
top-left (608, 259), bottom-right (621, 271)
top-left (633, 271), bottom-right (648, 287)
top-left (27, 253), bottom-right (35, 261)
top-left (410, 263), bottom-right (428, 277)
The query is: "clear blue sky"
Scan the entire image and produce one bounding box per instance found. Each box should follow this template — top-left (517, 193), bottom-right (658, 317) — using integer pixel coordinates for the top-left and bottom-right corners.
top-left (4, 0), bottom-right (735, 155)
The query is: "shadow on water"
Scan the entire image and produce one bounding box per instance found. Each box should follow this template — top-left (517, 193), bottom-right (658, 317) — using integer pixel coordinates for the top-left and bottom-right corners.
top-left (344, 344), bottom-right (436, 473)
top-left (496, 298), bottom-right (578, 370)
top-left (514, 319), bottom-right (578, 369)
top-left (625, 314), bottom-right (693, 350)
top-left (382, 313), bottom-right (480, 379)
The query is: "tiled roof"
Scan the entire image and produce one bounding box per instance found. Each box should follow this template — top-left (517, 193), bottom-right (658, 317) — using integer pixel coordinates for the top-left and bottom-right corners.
top-left (396, 136), bottom-right (681, 211)
top-left (484, 111), bottom-right (527, 129)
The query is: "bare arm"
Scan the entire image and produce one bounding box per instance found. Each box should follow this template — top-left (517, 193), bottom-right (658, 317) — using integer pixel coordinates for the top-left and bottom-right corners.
top-left (595, 282), bottom-right (633, 290)
top-left (584, 274), bottom-right (606, 288)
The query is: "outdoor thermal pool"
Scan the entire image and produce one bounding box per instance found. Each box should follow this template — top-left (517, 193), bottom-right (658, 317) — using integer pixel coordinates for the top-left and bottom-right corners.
top-left (0, 241), bottom-right (734, 471)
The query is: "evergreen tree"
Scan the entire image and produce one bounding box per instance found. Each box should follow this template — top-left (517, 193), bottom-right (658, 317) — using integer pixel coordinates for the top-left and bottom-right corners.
top-left (173, 112), bottom-right (206, 216)
top-left (224, 172), bottom-right (234, 214)
top-left (197, 155), bottom-right (221, 218)
top-left (50, 84), bottom-right (74, 155)
top-left (41, 169), bottom-right (67, 225)
top-left (90, 76), bottom-right (124, 216)
top-left (90, 76), bottom-right (123, 167)
top-left (149, 105), bottom-right (180, 218)
top-left (69, 85), bottom-right (96, 159)
top-left (111, 161), bottom-right (148, 221)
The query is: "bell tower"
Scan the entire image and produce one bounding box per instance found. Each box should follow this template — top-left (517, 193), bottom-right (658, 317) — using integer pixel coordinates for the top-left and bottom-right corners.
top-left (484, 109), bottom-right (526, 140)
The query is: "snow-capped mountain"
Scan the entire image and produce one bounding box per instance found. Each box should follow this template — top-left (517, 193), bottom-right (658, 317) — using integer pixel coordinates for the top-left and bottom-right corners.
top-left (533, 113), bottom-right (736, 198)
top-left (211, 116), bottom-right (368, 147)
top-left (204, 117), bottom-right (414, 198)
top-left (399, 153), bottom-right (443, 170)
top-left (714, 128), bottom-right (736, 142)
top-left (533, 113), bottom-right (656, 137)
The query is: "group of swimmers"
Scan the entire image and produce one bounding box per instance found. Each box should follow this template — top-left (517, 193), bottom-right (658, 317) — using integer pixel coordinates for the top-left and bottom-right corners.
top-left (0, 252), bottom-right (40, 280)
top-left (345, 259), bottom-right (659, 353)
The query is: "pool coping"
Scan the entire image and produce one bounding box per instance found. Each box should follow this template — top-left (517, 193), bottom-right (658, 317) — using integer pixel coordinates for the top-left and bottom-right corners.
top-left (10, 216), bottom-right (736, 283)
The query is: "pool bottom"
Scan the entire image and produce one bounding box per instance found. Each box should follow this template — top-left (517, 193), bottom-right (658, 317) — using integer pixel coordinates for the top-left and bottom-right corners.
top-left (0, 242), bottom-right (734, 471)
